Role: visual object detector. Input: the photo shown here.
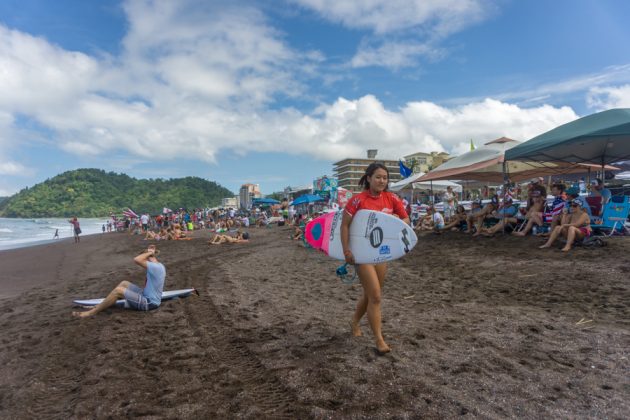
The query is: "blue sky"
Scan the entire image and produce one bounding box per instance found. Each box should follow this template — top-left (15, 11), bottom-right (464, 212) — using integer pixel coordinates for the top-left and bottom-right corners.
top-left (1, 0), bottom-right (629, 197)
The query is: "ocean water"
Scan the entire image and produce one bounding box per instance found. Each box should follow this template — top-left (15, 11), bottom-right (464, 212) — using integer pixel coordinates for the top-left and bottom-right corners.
top-left (0, 218), bottom-right (111, 251)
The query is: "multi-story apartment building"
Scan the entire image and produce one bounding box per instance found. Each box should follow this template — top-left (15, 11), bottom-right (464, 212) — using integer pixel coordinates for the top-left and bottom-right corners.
top-left (402, 151), bottom-right (451, 173)
top-left (333, 150), bottom-right (402, 193)
top-left (239, 183), bottom-right (261, 209)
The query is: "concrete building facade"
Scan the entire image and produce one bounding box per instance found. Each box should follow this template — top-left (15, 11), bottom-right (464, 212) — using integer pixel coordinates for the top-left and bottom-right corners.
top-left (239, 184), bottom-right (261, 209)
top-left (403, 151), bottom-right (451, 173)
top-left (221, 197), bottom-right (238, 208)
top-left (333, 150), bottom-right (402, 193)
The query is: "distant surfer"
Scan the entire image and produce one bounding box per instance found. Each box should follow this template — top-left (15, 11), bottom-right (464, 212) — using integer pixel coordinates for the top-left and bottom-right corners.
top-left (69, 217), bottom-right (81, 243)
top-left (72, 245), bottom-right (165, 318)
top-left (341, 163), bottom-right (410, 354)
top-left (53, 229), bottom-right (59, 239)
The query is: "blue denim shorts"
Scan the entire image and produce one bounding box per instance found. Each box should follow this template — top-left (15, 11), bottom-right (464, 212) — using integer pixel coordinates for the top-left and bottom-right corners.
top-left (123, 283), bottom-right (158, 311)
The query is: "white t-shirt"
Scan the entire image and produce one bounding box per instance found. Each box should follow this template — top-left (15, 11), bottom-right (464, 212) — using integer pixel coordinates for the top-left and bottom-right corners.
top-left (140, 214), bottom-right (149, 225)
top-left (432, 212), bottom-right (445, 226)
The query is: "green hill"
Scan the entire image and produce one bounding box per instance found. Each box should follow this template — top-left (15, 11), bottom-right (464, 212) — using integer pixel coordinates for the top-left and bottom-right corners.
top-left (0, 169), bottom-right (234, 218)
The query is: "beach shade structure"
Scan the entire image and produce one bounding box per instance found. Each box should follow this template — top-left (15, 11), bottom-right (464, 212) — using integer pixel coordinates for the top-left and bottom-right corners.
top-left (252, 198), bottom-right (281, 206)
top-left (389, 172), bottom-right (462, 192)
top-left (290, 194), bottom-right (326, 206)
top-left (505, 108), bottom-right (630, 167)
top-left (419, 137), bottom-right (615, 183)
top-left (123, 208), bottom-right (138, 218)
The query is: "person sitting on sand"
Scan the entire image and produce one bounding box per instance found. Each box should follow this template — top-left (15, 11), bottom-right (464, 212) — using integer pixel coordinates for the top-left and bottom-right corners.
top-left (413, 210), bottom-right (433, 232)
top-left (539, 199), bottom-right (591, 252)
top-left (479, 196), bottom-right (518, 236)
top-left (464, 200), bottom-right (482, 233)
top-left (540, 183), bottom-right (567, 236)
top-left (418, 206), bottom-right (444, 232)
top-left (512, 195), bottom-right (545, 236)
top-left (469, 200), bottom-right (498, 236)
top-left (73, 245), bottom-right (165, 318)
top-left (440, 205), bottom-right (467, 231)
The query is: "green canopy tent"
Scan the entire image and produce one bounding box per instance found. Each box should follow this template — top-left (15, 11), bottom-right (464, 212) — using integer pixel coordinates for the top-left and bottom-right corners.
top-left (505, 108), bottom-right (630, 168)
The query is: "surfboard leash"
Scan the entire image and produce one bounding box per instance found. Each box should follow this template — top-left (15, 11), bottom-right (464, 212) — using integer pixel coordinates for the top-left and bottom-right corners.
top-left (335, 263), bottom-right (358, 285)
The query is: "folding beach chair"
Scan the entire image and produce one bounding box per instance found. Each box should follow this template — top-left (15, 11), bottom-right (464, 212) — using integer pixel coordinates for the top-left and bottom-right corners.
top-left (591, 196), bottom-right (630, 237)
top-left (585, 196), bottom-right (603, 218)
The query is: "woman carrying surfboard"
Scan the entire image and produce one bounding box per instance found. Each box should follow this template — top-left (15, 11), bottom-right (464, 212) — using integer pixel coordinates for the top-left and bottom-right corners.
top-left (341, 163), bottom-right (410, 354)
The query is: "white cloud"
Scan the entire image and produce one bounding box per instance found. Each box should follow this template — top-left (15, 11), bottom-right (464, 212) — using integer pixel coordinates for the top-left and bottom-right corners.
top-left (351, 40), bottom-right (444, 69)
top-left (0, 0), bottom-right (582, 177)
top-left (0, 161), bottom-right (28, 175)
top-left (293, 0), bottom-right (494, 69)
top-left (587, 84), bottom-right (630, 110)
top-left (292, 0), bottom-right (492, 35)
top-left (445, 64), bottom-right (630, 107)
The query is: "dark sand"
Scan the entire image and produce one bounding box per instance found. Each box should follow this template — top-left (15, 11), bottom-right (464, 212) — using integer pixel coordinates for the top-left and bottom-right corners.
top-left (0, 228), bottom-right (628, 419)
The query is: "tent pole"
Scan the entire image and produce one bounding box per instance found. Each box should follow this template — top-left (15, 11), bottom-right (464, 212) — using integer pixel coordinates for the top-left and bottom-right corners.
top-left (430, 180), bottom-right (434, 204)
top-left (502, 161), bottom-right (508, 235)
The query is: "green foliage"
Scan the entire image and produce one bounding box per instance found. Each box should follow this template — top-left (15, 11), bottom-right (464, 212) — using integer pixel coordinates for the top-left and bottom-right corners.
top-left (0, 168), bottom-right (234, 218)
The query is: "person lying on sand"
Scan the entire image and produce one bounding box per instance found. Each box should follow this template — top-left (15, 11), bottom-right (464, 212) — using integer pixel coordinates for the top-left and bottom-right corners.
top-left (73, 245), bottom-right (165, 318)
top-left (209, 231), bottom-right (250, 245)
top-left (539, 199), bottom-right (591, 252)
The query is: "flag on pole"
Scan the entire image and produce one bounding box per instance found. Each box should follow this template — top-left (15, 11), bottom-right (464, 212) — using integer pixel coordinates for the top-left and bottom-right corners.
top-left (163, 207), bottom-right (173, 214)
top-left (399, 160), bottom-right (412, 178)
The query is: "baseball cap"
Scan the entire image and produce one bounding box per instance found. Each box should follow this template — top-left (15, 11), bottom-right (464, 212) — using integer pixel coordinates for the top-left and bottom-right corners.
top-left (571, 198), bottom-right (582, 207)
top-left (590, 180), bottom-right (598, 186)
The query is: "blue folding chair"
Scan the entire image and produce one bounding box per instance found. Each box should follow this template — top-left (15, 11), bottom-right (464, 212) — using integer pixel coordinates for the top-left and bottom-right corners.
top-left (591, 196), bottom-right (630, 236)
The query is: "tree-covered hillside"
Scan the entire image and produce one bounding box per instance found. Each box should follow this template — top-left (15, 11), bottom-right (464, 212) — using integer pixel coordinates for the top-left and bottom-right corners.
top-left (0, 169), bottom-right (234, 218)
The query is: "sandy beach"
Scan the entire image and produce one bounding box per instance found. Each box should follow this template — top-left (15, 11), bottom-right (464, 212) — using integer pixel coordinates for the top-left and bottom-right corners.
top-left (0, 227), bottom-right (628, 418)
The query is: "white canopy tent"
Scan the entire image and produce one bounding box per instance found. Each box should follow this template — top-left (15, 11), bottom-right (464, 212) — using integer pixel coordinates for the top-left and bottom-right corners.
top-left (389, 172), bottom-right (462, 192)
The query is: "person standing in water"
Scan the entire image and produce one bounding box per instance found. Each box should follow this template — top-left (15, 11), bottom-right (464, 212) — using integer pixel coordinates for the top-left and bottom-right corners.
top-left (341, 163), bottom-right (410, 354)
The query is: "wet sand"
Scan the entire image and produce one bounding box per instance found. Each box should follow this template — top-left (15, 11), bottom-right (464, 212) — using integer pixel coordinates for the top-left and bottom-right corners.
top-left (0, 227), bottom-right (628, 418)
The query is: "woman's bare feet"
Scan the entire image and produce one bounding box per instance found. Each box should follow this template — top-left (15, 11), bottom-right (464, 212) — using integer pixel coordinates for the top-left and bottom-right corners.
top-left (376, 339), bottom-right (391, 354)
top-left (72, 310), bottom-right (93, 318)
top-left (512, 231), bottom-right (526, 237)
top-left (561, 246), bottom-right (571, 252)
top-left (351, 320), bottom-right (362, 337)
top-left (539, 243), bottom-right (551, 249)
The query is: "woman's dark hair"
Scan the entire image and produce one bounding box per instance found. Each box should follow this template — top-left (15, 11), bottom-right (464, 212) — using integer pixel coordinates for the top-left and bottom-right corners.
top-left (358, 162), bottom-right (390, 190)
top-left (456, 205), bottom-right (465, 213)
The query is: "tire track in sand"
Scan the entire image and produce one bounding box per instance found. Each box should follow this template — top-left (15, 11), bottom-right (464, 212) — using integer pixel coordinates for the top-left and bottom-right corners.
top-left (178, 242), bottom-right (308, 418)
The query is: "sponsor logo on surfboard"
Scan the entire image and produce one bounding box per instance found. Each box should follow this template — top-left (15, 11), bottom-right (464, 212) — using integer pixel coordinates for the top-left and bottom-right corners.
top-left (370, 227), bottom-right (383, 248)
top-left (329, 211), bottom-right (342, 242)
top-left (379, 245), bottom-right (390, 255)
top-left (401, 228), bottom-right (411, 253)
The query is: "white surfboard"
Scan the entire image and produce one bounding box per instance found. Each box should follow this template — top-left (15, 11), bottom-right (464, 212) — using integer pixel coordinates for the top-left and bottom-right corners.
top-left (305, 210), bottom-right (417, 264)
top-left (73, 288), bottom-right (196, 307)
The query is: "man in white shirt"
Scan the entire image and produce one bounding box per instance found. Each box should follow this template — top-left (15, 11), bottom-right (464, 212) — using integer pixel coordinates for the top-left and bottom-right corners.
top-left (140, 213), bottom-right (150, 232)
